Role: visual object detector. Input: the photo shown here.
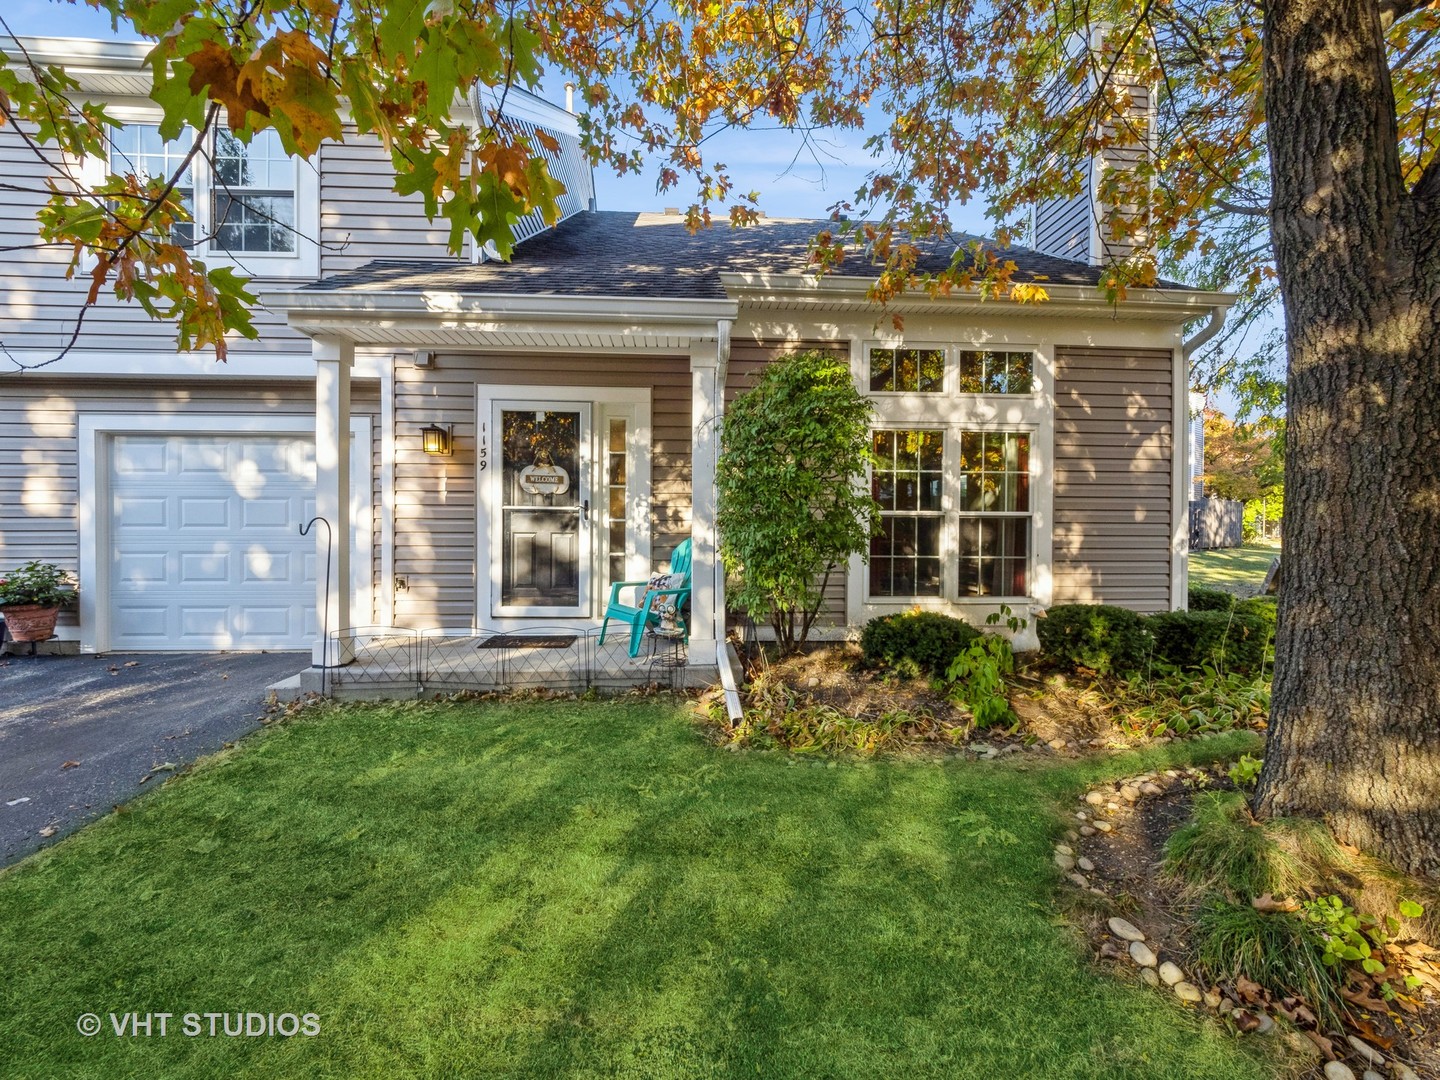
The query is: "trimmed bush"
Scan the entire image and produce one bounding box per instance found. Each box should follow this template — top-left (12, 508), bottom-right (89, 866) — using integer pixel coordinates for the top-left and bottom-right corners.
top-left (1036, 605), bottom-right (1152, 675)
top-left (1187, 584), bottom-right (1237, 611)
top-left (1146, 608), bottom-right (1271, 675)
top-left (859, 611), bottom-right (980, 677)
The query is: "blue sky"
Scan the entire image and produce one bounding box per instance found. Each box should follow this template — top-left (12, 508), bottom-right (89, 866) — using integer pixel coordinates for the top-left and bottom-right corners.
top-left (0, 4), bottom-right (994, 230)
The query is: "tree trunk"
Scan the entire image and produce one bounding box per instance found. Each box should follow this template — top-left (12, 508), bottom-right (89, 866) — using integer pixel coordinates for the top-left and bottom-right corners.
top-left (1254, 0), bottom-right (1440, 876)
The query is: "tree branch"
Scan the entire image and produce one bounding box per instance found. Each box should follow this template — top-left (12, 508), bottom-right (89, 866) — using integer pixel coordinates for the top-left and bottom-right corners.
top-left (1378, 0), bottom-right (1431, 31)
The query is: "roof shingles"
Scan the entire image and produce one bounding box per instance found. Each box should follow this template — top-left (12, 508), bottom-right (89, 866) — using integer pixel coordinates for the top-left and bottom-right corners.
top-left (303, 210), bottom-right (1189, 298)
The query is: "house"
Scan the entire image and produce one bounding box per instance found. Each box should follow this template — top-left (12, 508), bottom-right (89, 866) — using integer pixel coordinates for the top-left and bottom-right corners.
top-left (0, 35), bottom-right (1233, 682)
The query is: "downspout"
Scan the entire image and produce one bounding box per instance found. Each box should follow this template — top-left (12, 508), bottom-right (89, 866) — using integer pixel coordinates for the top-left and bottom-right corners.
top-left (1182, 303), bottom-right (1229, 362)
top-left (1176, 303), bottom-right (1230, 605)
top-left (712, 318), bottom-right (743, 721)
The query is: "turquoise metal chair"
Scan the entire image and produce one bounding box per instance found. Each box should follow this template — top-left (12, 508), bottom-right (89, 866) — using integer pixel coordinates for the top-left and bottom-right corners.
top-left (598, 539), bottom-right (693, 658)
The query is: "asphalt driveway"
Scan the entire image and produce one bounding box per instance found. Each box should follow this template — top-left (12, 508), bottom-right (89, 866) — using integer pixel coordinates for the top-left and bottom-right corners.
top-left (0, 651), bottom-right (306, 868)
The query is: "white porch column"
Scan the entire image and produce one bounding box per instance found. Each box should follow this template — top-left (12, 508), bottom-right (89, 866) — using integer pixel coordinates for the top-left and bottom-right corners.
top-left (689, 323), bottom-right (729, 668)
top-left (313, 336), bottom-right (353, 667)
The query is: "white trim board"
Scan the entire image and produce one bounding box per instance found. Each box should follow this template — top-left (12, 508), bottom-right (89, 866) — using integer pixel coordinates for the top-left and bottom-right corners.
top-left (76, 413), bottom-right (373, 653)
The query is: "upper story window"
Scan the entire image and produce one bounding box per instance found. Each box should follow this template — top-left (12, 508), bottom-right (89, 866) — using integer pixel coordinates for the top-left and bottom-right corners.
top-left (870, 347), bottom-right (944, 393)
top-left (108, 124), bottom-right (195, 247)
top-left (212, 130), bottom-right (295, 253)
top-left (959, 349), bottom-right (1034, 394)
top-left (104, 122), bottom-right (316, 276)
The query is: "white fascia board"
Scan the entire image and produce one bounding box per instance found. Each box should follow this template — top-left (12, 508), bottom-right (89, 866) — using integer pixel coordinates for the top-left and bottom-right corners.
top-left (719, 272), bottom-right (1238, 321)
top-left (0, 350), bottom-right (388, 379)
top-left (2, 35), bottom-right (152, 68)
top-left (263, 289), bottom-right (739, 327)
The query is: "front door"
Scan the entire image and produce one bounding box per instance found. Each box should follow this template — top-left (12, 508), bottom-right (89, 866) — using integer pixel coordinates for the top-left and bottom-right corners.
top-left (492, 402), bottom-right (591, 617)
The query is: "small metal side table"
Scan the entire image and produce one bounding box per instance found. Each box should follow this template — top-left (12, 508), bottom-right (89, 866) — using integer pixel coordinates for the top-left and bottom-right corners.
top-left (644, 627), bottom-right (688, 688)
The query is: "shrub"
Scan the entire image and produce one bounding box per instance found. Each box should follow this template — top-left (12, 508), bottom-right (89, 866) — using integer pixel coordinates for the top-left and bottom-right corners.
top-left (1035, 604), bottom-right (1152, 675)
top-left (1146, 608), bottom-right (1271, 675)
top-left (1187, 584), bottom-right (1237, 611)
top-left (0, 560), bottom-right (77, 607)
top-left (860, 611), bottom-right (980, 677)
top-left (717, 351), bottom-right (878, 654)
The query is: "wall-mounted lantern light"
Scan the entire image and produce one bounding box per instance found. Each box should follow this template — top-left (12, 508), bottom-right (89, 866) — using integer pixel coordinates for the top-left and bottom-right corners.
top-left (421, 422), bottom-right (453, 456)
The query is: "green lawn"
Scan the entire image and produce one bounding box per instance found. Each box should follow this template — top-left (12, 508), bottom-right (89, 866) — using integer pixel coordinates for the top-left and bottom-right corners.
top-left (1189, 541), bottom-right (1282, 595)
top-left (0, 699), bottom-right (1274, 1079)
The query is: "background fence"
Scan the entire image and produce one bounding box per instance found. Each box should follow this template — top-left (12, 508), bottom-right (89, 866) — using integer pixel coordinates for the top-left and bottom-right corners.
top-left (1189, 497), bottom-right (1244, 550)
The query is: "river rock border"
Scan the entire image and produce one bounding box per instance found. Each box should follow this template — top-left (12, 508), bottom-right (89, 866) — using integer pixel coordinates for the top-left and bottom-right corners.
top-left (1055, 770), bottom-right (1423, 1080)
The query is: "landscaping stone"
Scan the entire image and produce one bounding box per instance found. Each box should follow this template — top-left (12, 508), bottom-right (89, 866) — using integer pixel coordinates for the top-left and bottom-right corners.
top-left (1079, 825), bottom-right (1097, 836)
top-left (1099, 941), bottom-right (1127, 961)
top-left (1202, 988), bottom-right (1222, 1009)
top-left (1119, 785), bottom-right (1140, 803)
top-left (1077, 857), bottom-right (1094, 872)
top-left (1093, 821), bottom-right (1114, 833)
top-left (1054, 852), bottom-right (1076, 871)
top-left (1157, 961), bottom-right (1184, 986)
top-left (1049, 739), bottom-right (1067, 750)
top-left (1346, 1036), bottom-right (1385, 1066)
top-left (1065, 829), bottom-right (1079, 842)
top-left (1140, 967), bottom-right (1160, 987)
top-left (1282, 1031), bottom-right (1321, 1062)
top-left (1075, 810), bottom-right (1089, 821)
top-left (1107, 917), bottom-right (1145, 942)
top-left (1140, 782), bottom-right (1164, 797)
top-left (1164, 770), bottom-right (1180, 778)
top-left (1055, 843), bottom-right (1074, 856)
top-left (1085, 791), bottom-right (1106, 806)
top-left (1173, 982), bottom-right (1203, 1003)
top-left (1089, 887), bottom-right (1106, 897)
top-left (1323, 1062), bottom-right (1357, 1080)
top-left (1252, 1012), bottom-right (1274, 1034)
top-left (1067, 872), bottom-right (1090, 889)
top-left (1128, 941), bottom-right (1157, 967)
top-left (1106, 801), bottom-right (1120, 811)
top-left (1363, 1071), bottom-right (1385, 1080)
top-left (1391, 1064), bottom-right (1420, 1080)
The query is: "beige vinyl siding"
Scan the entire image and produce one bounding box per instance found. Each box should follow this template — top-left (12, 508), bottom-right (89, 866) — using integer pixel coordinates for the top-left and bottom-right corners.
top-left (0, 128), bottom-right (303, 356)
top-left (319, 133), bottom-right (462, 275)
top-left (0, 379), bottom-right (382, 629)
top-left (392, 352), bottom-right (691, 628)
top-left (1052, 345), bottom-right (1174, 612)
top-left (724, 340), bottom-right (848, 627)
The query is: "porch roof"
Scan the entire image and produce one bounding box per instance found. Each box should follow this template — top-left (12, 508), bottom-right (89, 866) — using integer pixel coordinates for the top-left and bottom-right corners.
top-left (296, 210), bottom-right (1193, 301)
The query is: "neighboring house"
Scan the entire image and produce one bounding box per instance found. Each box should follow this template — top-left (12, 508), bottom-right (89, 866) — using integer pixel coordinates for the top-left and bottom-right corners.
top-left (1, 35), bottom-right (1233, 677)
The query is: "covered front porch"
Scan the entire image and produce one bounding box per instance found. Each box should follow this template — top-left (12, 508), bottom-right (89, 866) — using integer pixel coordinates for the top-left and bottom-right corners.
top-left (262, 280), bottom-right (740, 695)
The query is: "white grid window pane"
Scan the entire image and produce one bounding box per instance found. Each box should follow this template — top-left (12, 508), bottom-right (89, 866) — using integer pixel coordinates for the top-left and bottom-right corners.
top-left (109, 124), bottom-right (194, 247)
top-left (869, 429), bottom-right (944, 597)
top-left (957, 431), bottom-right (1031, 597)
top-left (211, 129), bottom-right (295, 252)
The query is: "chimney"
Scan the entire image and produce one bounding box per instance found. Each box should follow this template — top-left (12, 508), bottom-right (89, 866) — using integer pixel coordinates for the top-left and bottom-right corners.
top-left (1031, 36), bottom-right (1153, 267)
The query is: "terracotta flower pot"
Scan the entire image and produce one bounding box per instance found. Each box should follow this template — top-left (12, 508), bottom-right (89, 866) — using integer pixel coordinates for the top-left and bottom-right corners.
top-left (1, 604), bottom-right (60, 642)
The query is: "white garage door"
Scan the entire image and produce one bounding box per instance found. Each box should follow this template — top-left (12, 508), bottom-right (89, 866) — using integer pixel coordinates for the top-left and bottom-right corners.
top-left (110, 435), bottom-right (318, 650)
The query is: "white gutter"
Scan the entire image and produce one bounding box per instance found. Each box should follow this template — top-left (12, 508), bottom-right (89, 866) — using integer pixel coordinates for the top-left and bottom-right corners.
top-left (1181, 303), bottom-right (1231, 360)
top-left (262, 288), bottom-right (739, 324)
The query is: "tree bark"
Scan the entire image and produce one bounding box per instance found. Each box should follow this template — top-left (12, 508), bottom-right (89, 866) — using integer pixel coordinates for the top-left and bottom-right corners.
top-left (1254, 0), bottom-right (1440, 876)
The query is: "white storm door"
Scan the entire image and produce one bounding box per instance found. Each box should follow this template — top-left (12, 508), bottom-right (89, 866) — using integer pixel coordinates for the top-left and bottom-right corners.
top-left (491, 401), bottom-right (592, 618)
top-left (109, 434), bottom-right (316, 650)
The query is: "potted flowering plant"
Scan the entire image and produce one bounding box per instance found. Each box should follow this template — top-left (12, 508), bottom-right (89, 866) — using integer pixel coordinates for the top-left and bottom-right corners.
top-left (0, 560), bottom-right (77, 642)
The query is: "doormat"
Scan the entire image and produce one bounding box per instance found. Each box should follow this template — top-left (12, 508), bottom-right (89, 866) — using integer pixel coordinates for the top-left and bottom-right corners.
top-left (477, 635), bottom-right (578, 650)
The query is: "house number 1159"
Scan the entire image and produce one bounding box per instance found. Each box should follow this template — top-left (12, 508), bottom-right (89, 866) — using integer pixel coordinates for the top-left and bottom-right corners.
top-left (478, 422), bottom-right (487, 471)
